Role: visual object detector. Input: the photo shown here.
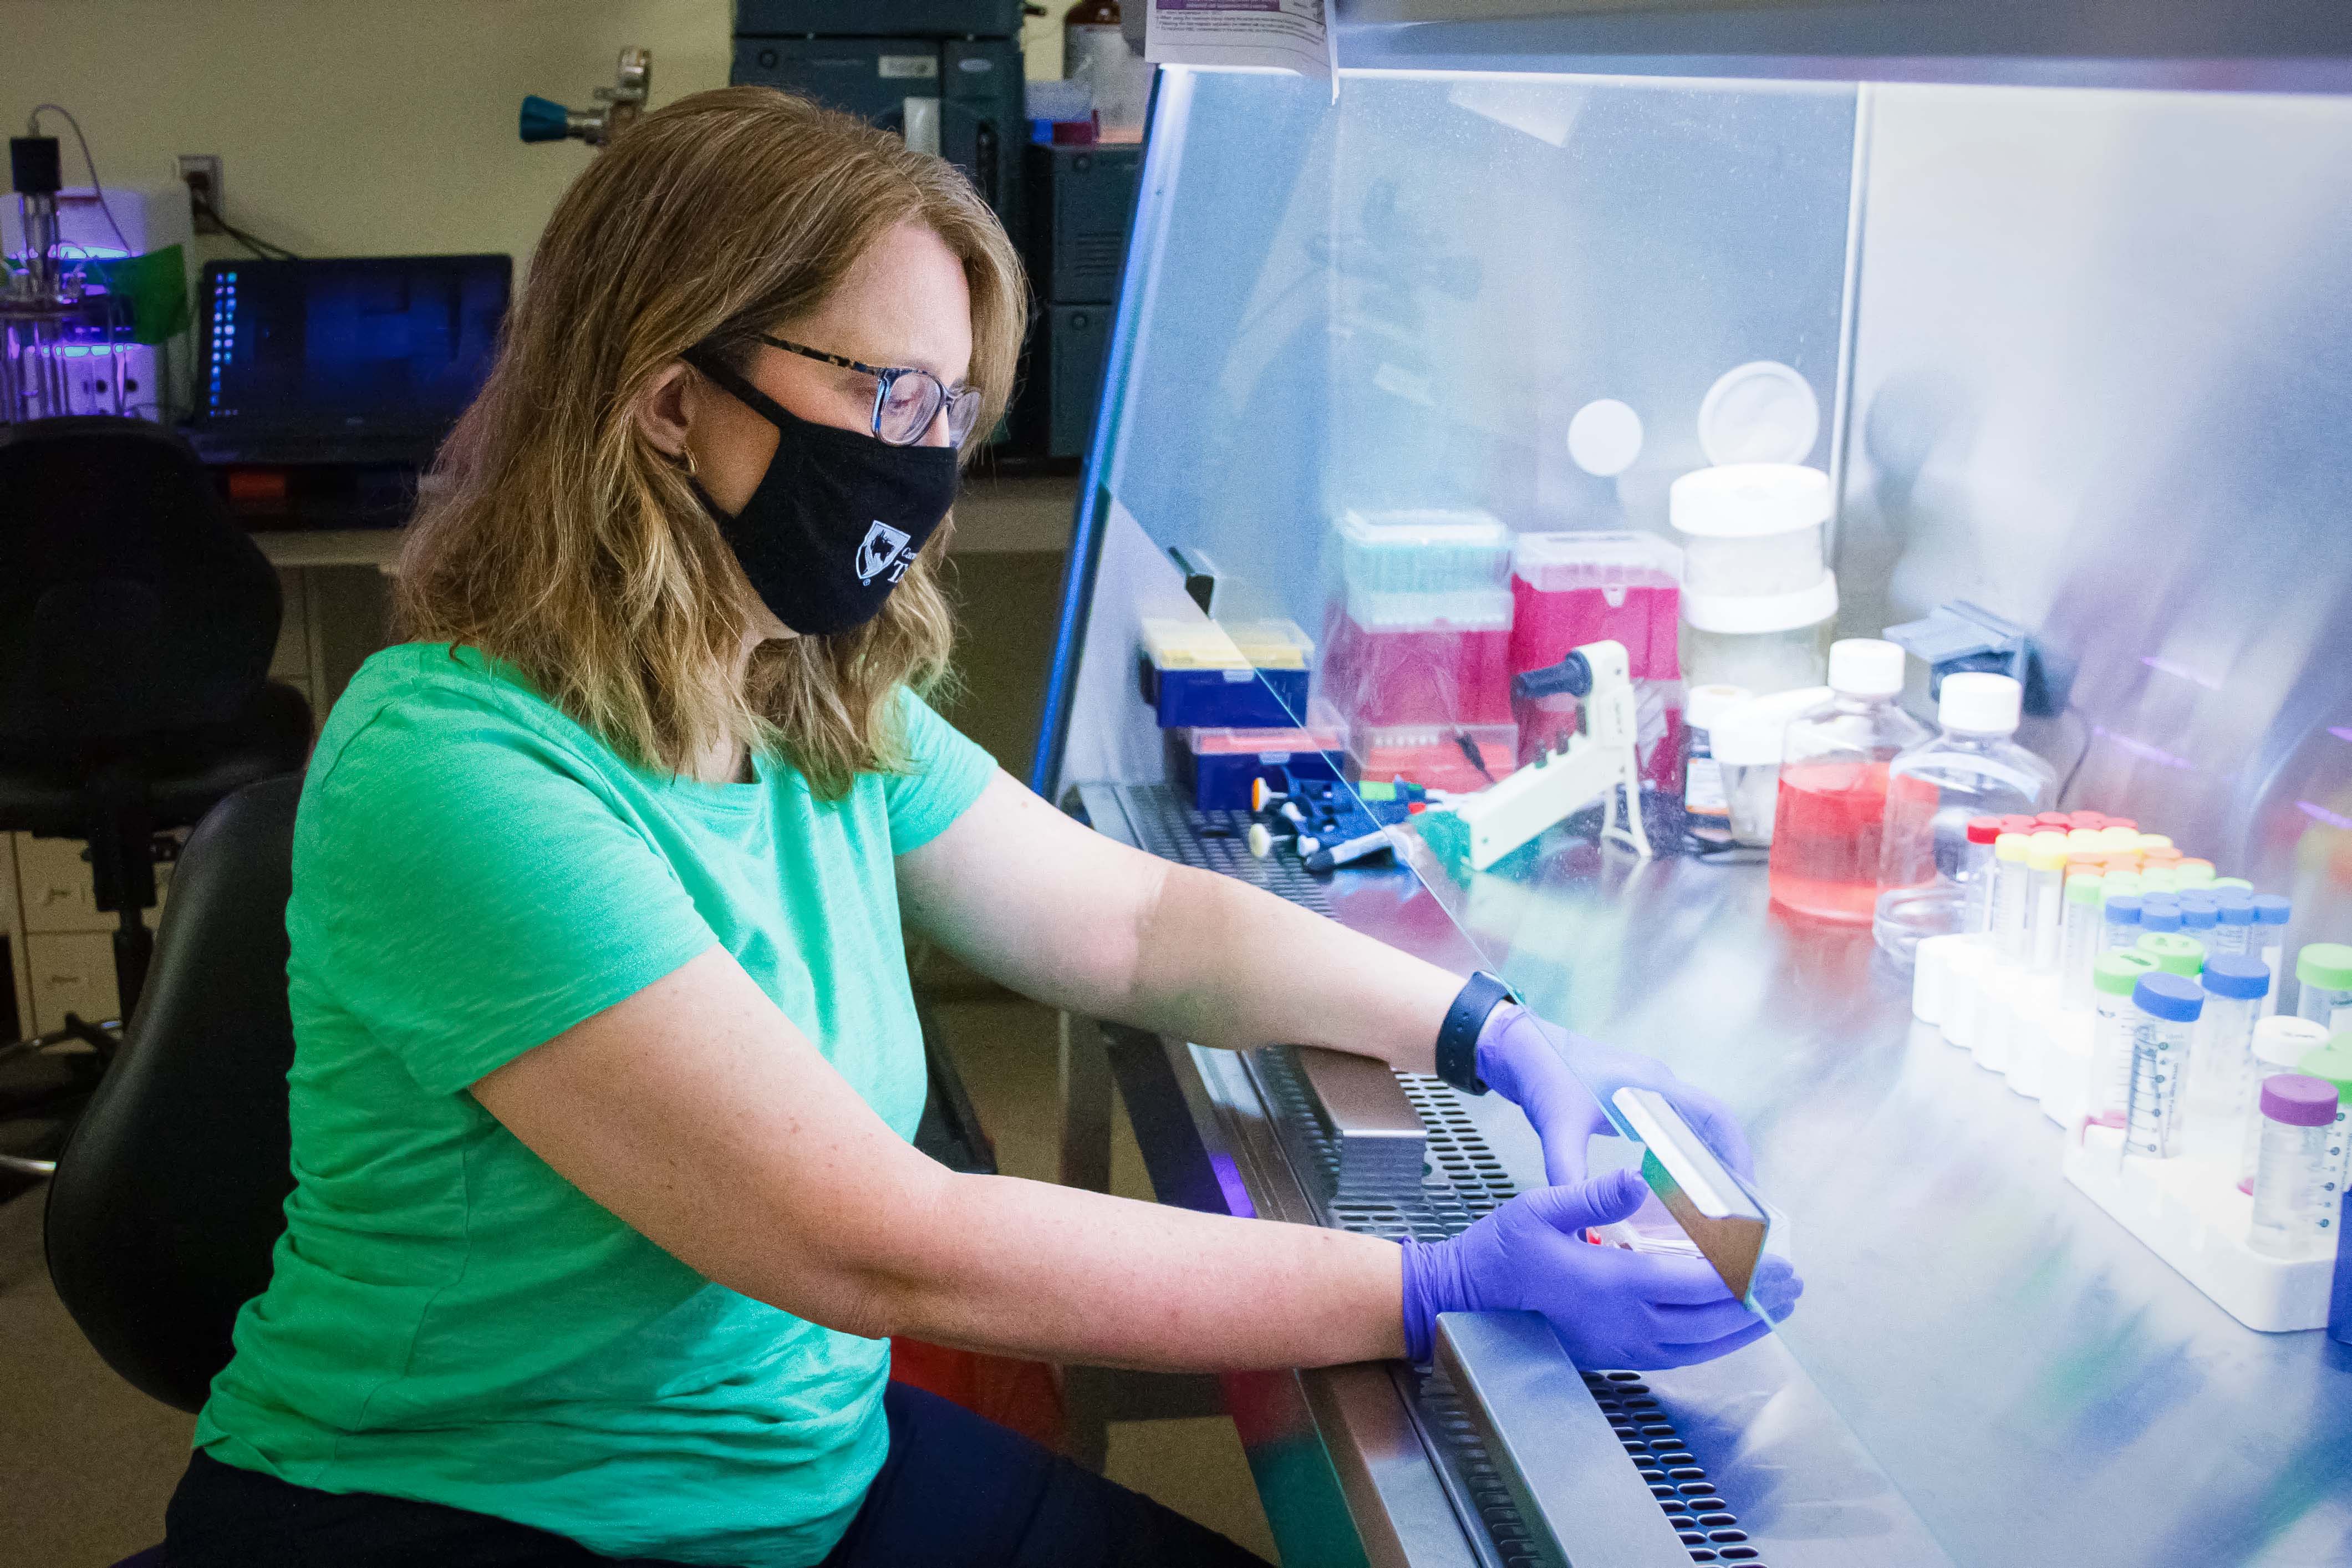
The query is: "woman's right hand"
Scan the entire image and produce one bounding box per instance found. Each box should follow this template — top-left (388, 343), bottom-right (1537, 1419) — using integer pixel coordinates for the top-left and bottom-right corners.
top-left (1397, 1167), bottom-right (1802, 1369)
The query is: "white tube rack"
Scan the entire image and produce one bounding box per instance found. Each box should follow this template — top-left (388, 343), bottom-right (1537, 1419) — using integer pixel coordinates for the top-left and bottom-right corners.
top-left (1913, 931), bottom-right (2336, 1333)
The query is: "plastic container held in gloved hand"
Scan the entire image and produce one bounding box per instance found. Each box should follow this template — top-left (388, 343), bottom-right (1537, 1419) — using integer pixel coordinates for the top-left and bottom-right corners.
top-left (1767, 639), bottom-right (1933, 923)
top-left (1870, 672), bottom-right (2054, 966)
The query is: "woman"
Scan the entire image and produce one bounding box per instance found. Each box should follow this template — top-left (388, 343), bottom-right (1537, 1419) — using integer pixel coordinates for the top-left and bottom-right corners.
top-left (165, 88), bottom-right (1798, 1568)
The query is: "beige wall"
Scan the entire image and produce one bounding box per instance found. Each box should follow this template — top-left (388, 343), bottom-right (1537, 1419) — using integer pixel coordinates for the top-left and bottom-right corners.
top-left (4, 0), bottom-right (1085, 272)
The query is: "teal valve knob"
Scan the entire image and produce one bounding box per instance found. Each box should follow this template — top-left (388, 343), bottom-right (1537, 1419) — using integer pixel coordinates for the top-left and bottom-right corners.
top-left (520, 96), bottom-right (574, 144)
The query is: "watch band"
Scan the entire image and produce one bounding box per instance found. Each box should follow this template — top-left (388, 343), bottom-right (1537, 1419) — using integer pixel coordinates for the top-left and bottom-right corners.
top-left (1435, 970), bottom-right (1516, 1096)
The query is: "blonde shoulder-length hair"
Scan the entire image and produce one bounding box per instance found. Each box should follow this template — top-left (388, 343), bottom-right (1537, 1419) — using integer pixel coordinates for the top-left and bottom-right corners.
top-left (396, 86), bottom-right (1026, 797)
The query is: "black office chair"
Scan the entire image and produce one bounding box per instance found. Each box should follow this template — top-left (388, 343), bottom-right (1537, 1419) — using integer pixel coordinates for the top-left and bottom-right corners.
top-left (38, 775), bottom-right (296, 1568)
top-left (44, 773), bottom-right (300, 1414)
top-left (0, 416), bottom-right (310, 1158)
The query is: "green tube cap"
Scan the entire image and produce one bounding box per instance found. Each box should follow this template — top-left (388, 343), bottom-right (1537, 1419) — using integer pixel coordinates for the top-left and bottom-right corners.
top-left (2093, 950), bottom-right (2161, 997)
top-left (2294, 1038), bottom-right (2352, 1099)
top-left (2066, 875), bottom-right (2105, 906)
top-left (2136, 931), bottom-right (2206, 977)
top-left (2295, 943), bottom-right (2352, 991)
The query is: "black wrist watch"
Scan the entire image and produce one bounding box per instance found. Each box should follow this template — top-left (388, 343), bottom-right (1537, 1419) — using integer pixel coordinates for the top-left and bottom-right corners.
top-left (1434, 970), bottom-right (1517, 1096)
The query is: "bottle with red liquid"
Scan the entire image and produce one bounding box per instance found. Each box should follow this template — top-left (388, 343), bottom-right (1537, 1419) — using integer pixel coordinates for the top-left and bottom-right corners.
top-left (1767, 639), bottom-right (1932, 923)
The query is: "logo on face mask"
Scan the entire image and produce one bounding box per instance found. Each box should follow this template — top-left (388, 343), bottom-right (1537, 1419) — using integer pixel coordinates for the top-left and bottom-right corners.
top-left (856, 520), bottom-right (914, 586)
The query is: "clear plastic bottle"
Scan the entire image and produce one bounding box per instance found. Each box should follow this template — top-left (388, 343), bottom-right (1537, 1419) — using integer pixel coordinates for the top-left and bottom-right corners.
top-left (2209, 892), bottom-right (2256, 958)
top-left (2124, 972), bottom-right (2204, 1159)
top-left (1959, 816), bottom-right (2003, 933)
top-left (2253, 895), bottom-right (2292, 1015)
top-left (2101, 892), bottom-right (2144, 957)
top-left (1992, 833), bottom-right (2034, 963)
top-left (2238, 1016), bottom-right (2333, 1191)
top-left (2089, 950), bottom-right (2162, 1126)
top-left (2297, 1040), bottom-right (2352, 1213)
top-left (2060, 871), bottom-right (2106, 1010)
top-left (2026, 834), bottom-right (2070, 974)
top-left (1771, 640), bottom-right (1934, 924)
top-left (2187, 955), bottom-right (2270, 1122)
top-left (2295, 943), bottom-right (2352, 1034)
top-left (1870, 673), bottom-right (2049, 959)
top-left (2249, 1075), bottom-right (2340, 1259)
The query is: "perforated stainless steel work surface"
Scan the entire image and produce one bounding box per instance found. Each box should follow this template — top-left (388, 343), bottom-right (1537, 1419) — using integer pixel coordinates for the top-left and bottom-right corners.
top-left (1096, 787), bottom-right (1757, 1567)
top-left (1104, 783), bottom-right (1334, 912)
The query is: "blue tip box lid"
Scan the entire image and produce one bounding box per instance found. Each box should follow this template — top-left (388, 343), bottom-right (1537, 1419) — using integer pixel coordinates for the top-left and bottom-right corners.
top-left (2134, 971), bottom-right (2206, 1021)
top-left (2201, 955), bottom-right (2270, 1000)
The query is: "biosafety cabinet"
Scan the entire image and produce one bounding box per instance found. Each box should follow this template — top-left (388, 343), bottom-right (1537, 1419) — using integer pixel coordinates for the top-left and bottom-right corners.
top-left (1035, 7), bottom-right (2352, 1567)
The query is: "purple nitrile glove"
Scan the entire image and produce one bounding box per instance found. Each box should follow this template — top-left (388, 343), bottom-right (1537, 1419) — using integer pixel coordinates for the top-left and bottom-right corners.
top-left (1398, 1166), bottom-right (1803, 1368)
top-left (1475, 1005), bottom-right (1755, 1187)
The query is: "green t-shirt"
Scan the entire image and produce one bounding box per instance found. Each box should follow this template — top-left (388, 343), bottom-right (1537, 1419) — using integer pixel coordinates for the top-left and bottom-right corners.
top-left (194, 642), bottom-right (997, 1567)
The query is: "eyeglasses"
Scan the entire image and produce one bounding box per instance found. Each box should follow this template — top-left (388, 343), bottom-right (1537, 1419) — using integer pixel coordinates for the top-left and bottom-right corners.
top-left (757, 334), bottom-right (981, 447)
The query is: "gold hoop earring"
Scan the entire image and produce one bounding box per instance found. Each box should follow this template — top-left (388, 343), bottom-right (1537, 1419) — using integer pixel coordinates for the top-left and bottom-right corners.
top-left (678, 448), bottom-right (699, 478)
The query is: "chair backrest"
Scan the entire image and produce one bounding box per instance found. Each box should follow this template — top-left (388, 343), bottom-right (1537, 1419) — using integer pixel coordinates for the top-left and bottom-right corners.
top-left (44, 773), bottom-right (302, 1413)
top-left (0, 416), bottom-right (280, 746)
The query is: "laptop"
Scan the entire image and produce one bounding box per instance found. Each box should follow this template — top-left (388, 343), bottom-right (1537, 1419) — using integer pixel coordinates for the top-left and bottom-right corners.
top-left (184, 254), bottom-right (510, 467)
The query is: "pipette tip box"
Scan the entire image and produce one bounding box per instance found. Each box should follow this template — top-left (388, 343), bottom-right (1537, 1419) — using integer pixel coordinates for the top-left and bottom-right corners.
top-left (1138, 618), bottom-right (1314, 729)
top-left (1170, 706), bottom-right (1346, 811)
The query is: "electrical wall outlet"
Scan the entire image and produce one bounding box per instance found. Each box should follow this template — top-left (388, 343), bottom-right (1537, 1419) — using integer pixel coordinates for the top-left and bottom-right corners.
top-left (177, 154), bottom-right (223, 234)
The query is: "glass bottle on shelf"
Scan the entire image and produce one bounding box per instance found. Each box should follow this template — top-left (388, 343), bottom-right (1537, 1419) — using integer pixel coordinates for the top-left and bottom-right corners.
top-left (1767, 639), bottom-right (1933, 924)
top-left (1870, 672), bottom-right (2056, 964)
top-left (1065, 1), bottom-right (1150, 143)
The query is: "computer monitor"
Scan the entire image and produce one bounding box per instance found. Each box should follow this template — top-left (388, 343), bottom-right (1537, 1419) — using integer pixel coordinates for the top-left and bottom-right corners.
top-left (197, 254), bottom-right (510, 438)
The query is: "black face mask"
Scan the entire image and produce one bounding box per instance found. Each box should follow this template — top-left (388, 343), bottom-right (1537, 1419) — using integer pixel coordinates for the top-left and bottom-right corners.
top-left (680, 347), bottom-right (959, 638)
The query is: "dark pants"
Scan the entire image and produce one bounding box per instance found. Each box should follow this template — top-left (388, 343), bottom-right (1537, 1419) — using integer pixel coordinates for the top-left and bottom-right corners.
top-left (163, 1382), bottom-right (1275, 1568)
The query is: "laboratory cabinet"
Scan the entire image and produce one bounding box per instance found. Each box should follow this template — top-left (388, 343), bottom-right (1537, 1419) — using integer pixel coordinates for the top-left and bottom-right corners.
top-left (1037, 21), bottom-right (2352, 1568)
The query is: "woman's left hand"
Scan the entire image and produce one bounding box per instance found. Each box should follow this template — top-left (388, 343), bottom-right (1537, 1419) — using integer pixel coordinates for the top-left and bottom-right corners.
top-left (1474, 1006), bottom-right (1755, 1186)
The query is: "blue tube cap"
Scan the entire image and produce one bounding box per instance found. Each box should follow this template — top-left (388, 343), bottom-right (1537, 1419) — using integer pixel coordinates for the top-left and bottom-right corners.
top-left (2215, 893), bottom-right (2256, 926)
top-left (2178, 891), bottom-right (2218, 912)
top-left (2181, 905), bottom-right (2217, 930)
top-left (2141, 905), bottom-right (2183, 934)
top-left (2134, 971), bottom-right (2206, 1022)
top-left (2253, 894), bottom-right (2292, 926)
top-left (2201, 954), bottom-right (2270, 1000)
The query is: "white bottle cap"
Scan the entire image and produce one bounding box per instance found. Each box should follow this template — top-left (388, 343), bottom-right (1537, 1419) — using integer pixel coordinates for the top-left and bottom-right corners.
top-left (1668, 462), bottom-right (1832, 538)
top-left (1684, 684), bottom-right (1753, 731)
top-left (1827, 638), bottom-right (1906, 698)
top-left (2252, 1014), bottom-right (2332, 1067)
top-left (1936, 671), bottom-right (2022, 735)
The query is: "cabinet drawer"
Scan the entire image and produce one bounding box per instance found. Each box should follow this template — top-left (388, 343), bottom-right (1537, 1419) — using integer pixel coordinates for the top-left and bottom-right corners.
top-left (14, 833), bottom-right (170, 934)
top-left (25, 931), bottom-right (120, 1032)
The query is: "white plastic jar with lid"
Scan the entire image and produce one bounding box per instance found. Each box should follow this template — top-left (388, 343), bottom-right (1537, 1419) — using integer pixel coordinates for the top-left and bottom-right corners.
top-left (1710, 685), bottom-right (1832, 847)
top-left (1679, 575), bottom-right (1838, 698)
top-left (1681, 683), bottom-right (1752, 822)
top-left (1669, 464), bottom-right (1832, 597)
